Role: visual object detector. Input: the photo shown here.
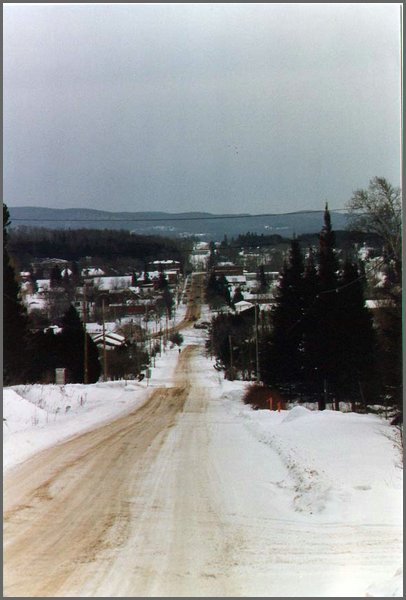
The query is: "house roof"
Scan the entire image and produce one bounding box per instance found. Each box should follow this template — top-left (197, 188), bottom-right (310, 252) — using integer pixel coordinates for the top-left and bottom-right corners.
top-left (92, 332), bottom-right (126, 347)
top-left (234, 300), bottom-right (254, 313)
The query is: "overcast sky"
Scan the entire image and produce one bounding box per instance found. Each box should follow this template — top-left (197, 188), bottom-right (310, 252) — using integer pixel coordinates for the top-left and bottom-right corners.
top-left (4, 3), bottom-right (401, 215)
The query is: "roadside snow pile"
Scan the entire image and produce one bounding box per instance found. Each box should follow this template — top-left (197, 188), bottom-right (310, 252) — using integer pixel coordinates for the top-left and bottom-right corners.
top-left (3, 382), bottom-right (147, 471)
top-left (281, 404), bottom-right (312, 422)
top-left (3, 345), bottom-right (181, 472)
top-left (224, 396), bottom-right (403, 524)
top-left (3, 389), bottom-right (49, 430)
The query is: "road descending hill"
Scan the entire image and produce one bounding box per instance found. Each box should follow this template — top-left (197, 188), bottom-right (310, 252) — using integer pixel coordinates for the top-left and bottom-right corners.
top-left (4, 334), bottom-right (402, 596)
top-left (3, 274), bottom-right (402, 597)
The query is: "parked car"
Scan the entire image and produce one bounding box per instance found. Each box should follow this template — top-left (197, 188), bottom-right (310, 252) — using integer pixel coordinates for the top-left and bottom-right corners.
top-left (193, 321), bottom-right (210, 329)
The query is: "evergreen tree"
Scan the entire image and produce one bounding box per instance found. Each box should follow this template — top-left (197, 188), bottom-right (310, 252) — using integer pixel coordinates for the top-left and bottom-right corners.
top-left (209, 311), bottom-right (255, 379)
top-left (260, 238), bottom-right (305, 389)
top-left (301, 247), bottom-right (321, 395)
top-left (26, 329), bottom-right (61, 383)
top-left (157, 270), bottom-right (169, 290)
top-left (257, 265), bottom-right (268, 293)
top-left (70, 260), bottom-right (81, 286)
top-left (205, 270), bottom-right (230, 309)
top-left (217, 275), bottom-right (231, 306)
top-left (162, 288), bottom-right (174, 319)
top-left (143, 264), bottom-right (151, 284)
top-left (61, 267), bottom-right (75, 302)
top-left (335, 259), bottom-right (378, 406)
top-left (232, 287), bottom-right (244, 306)
top-left (3, 204), bottom-right (30, 384)
top-left (50, 264), bottom-right (63, 288)
top-left (319, 203), bottom-right (338, 289)
top-left (58, 305), bottom-right (101, 383)
top-left (207, 241), bottom-right (217, 270)
top-left (314, 204), bottom-right (341, 407)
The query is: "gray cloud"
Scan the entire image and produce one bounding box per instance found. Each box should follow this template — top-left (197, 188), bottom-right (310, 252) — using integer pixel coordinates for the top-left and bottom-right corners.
top-left (4, 3), bottom-right (401, 214)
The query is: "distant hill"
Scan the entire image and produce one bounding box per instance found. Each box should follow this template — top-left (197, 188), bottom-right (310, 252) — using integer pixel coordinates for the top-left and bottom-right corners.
top-left (8, 206), bottom-right (350, 240)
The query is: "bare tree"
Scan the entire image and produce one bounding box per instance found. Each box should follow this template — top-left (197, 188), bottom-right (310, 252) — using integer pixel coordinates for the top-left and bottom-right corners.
top-left (348, 177), bottom-right (402, 418)
top-left (346, 177), bottom-right (401, 282)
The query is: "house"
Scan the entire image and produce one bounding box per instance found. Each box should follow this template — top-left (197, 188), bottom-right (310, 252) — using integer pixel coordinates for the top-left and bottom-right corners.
top-left (213, 265), bottom-right (244, 277)
top-left (30, 258), bottom-right (69, 278)
top-left (225, 275), bottom-right (247, 287)
top-left (149, 260), bottom-right (181, 274)
top-left (81, 267), bottom-right (105, 277)
top-left (90, 275), bottom-right (133, 290)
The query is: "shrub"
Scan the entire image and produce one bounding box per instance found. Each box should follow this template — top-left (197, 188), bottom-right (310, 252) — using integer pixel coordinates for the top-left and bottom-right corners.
top-left (169, 332), bottom-right (184, 347)
top-left (242, 384), bottom-right (286, 411)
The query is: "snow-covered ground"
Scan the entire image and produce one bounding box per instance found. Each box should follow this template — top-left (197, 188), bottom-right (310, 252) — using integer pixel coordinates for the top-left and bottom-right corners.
top-left (3, 314), bottom-right (403, 596)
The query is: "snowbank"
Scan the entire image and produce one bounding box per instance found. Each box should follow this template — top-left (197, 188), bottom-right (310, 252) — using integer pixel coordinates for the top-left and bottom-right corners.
top-left (3, 345), bottom-right (181, 472)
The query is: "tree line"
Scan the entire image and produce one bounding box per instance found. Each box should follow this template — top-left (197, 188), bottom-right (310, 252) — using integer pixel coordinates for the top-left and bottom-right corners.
top-left (8, 226), bottom-right (192, 273)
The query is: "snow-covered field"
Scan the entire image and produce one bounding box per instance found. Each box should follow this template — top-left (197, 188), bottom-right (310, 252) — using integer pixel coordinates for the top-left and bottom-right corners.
top-left (3, 319), bottom-right (403, 596)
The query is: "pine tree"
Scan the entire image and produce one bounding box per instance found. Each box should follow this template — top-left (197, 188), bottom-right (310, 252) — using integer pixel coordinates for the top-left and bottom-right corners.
top-left (319, 203), bottom-right (338, 290)
top-left (50, 264), bottom-right (63, 288)
top-left (205, 270), bottom-right (230, 309)
top-left (217, 275), bottom-right (231, 306)
top-left (162, 288), bottom-right (174, 319)
top-left (314, 203), bottom-right (341, 407)
top-left (143, 264), bottom-right (151, 284)
top-left (3, 204), bottom-right (30, 384)
top-left (26, 329), bottom-right (60, 383)
top-left (335, 259), bottom-right (378, 407)
top-left (207, 241), bottom-right (216, 270)
top-left (261, 238), bottom-right (305, 389)
top-left (70, 260), bottom-right (81, 286)
top-left (157, 271), bottom-right (169, 290)
top-left (257, 265), bottom-right (268, 293)
top-left (232, 287), bottom-right (244, 306)
top-left (58, 305), bottom-right (101, 383)
top-left (301, 247), bottom-right (320, 396)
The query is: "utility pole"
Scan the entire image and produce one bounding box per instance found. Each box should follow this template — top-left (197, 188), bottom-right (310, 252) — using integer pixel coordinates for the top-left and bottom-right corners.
top-left (102, 298), bottom-right (107, 382)
top-left (134, 323), bottom-right (140, 374)
top-left (228, 335), bottom-right (233, 371)
top-left (255, 301), bottom-right (260, 383)
top-left (322, 378), bottom-right (328, 411)
top-left (83, 284), bottom-right (88, 384)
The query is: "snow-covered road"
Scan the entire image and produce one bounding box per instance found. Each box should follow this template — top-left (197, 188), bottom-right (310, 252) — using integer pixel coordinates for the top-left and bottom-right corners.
top-left (4, 338), bottom-right (402, 597)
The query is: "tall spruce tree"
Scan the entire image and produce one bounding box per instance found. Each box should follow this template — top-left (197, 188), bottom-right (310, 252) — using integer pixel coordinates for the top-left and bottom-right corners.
top-left (261, 238), bottom-right (305, 389)
top-left (3, 204), bottom-right (30, 384)
top-left (301, 247), bottom-right (320, 396)
top-left (315, 203), bottom-right (341, 407)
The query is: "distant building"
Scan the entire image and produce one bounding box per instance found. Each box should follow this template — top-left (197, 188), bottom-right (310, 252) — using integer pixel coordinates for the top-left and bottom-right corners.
top-left (213, 265), bottom-right (243, 276)
top-left (81, 267), bottom-right (105, 277)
